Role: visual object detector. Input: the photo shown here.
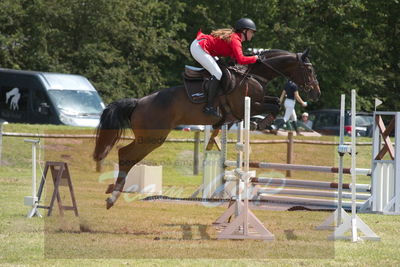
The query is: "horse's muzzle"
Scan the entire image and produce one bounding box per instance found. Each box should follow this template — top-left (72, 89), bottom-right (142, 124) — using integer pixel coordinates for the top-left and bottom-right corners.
top-left (306, 81), bottom-right (321, 101)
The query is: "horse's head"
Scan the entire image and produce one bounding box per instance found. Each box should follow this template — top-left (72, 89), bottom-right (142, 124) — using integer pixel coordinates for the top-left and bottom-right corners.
top-left (255, 48), bottom-right (321, 101)
top-left (291, 48), bottom-right (320, 101)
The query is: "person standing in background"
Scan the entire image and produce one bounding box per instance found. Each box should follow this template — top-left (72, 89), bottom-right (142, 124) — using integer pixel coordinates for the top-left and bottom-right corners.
top-left (271, 81), bottom-right (307, 134)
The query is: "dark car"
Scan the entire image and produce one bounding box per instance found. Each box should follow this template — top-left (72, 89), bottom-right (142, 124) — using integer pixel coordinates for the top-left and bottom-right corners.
top-left (308, 109), bottom-right (373, 136)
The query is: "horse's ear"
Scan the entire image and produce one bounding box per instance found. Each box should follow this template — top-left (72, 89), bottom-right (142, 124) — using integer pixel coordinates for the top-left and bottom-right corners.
top-left (301, 48), bottom-right (310, 61)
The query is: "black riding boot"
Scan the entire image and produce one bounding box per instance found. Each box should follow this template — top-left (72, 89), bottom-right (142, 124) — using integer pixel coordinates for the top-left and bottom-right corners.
top-left (271, 119), bottom-right (285, 134)
top-left (204, 76), bottom-right (222, 119)
top-left (291, 121), bottom-right (300, 135)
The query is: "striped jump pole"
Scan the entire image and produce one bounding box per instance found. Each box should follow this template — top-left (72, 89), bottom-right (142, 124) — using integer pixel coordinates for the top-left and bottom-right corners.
top-left (257, 187), bottom-right (370, 201)
top-left (259, 195), bottom-right (366, 210)
top-left (251, 177), bottom-right (370, 193)
top-left (225, 160), bottom-right (371, 176)
top-left (254, 176), bottom-right (371, 210)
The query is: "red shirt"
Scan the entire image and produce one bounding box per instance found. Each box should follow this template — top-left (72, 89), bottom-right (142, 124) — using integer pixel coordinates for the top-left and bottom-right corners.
top-left (196, 30), bottom-right (257, 65)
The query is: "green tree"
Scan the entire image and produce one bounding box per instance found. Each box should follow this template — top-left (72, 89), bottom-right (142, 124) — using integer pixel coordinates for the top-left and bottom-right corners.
top-left (0, 0), bottom-right (398, 111)
top-left (0, 0), bottom-right (188, 103)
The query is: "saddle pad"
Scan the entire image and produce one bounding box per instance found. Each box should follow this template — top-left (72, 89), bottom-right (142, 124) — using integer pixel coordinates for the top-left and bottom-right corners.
top-left (183, 74), bottom-right (207, 103)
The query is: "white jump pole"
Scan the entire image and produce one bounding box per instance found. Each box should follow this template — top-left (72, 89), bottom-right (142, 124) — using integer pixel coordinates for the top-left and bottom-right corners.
top-left (316, 94), bottom-right (348, 230)
top-left (216, 97), bottom-right (274, 240)
top-left (350, 90), bottom-right (358, 241)
top-left (328, 90), bottom-right (379, 241)
top-left (338, 94), bottom-right (345, 224)
top-left (23, 139), bottom-right (42, 218)
top-left (243, 96), bottom-right (251, 236)
top-left (236, 121), bottom-right (243, 216)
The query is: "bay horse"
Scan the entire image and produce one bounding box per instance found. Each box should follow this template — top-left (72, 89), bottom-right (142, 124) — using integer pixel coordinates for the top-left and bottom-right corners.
top-left (93, 48), bottom-right (320, 209)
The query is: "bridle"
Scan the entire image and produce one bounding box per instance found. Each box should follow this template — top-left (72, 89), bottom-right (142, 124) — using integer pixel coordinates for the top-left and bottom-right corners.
top-left (299, 61), bottom-right (319, 93)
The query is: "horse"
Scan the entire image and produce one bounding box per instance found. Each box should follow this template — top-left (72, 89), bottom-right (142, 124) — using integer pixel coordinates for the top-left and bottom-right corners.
top-left (93, 48), bottom-right (320, 209)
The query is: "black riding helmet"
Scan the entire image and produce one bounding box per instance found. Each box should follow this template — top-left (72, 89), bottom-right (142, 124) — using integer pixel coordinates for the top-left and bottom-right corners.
top-left (234, 18), bottom-right (257, 32)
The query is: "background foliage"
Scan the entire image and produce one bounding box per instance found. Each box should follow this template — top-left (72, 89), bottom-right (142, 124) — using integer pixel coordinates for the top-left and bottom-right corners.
top-left (0, 0), bottom-right (398, 111)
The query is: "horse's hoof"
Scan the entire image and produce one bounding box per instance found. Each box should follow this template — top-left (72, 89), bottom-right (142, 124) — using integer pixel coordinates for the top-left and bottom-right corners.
top-left (106, 198), bottom-right (114, 209)
top-left (105, 184), bottom-right (115, 194)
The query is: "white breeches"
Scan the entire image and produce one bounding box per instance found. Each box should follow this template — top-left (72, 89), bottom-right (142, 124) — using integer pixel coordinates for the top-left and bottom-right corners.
top-left (283, 98), bottom-right (297, 122)
top-left (190, 39), bottom-right (223, 80)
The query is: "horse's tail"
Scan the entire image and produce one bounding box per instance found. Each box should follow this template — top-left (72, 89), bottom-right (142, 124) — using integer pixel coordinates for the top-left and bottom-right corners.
top-left (93, 98), bottom-right (138, 162)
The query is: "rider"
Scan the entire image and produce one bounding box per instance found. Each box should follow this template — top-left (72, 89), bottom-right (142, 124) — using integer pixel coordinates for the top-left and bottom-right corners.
top-left (190, 18), bottom-right (259, 118)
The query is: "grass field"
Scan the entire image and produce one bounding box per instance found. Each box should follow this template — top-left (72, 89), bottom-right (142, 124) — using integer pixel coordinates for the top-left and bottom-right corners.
top-left (1, 123), bottom-right (400, 266)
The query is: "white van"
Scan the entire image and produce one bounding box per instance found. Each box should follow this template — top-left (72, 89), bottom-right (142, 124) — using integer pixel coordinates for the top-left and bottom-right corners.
top-left (0, 68), bottom-right (105, 127)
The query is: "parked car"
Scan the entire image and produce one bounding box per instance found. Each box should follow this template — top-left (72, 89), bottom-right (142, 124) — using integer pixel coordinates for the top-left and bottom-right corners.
top-left (308, 109), bottom-right (373, 137)
top-left (0, 68), bottom-right (105, 127)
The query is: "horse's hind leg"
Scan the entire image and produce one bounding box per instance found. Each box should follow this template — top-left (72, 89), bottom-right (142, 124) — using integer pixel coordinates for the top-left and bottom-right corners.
top-left (106, 130), bottom-right (170, 209)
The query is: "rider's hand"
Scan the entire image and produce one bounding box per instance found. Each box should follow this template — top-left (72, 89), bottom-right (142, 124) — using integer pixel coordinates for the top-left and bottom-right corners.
top-left (302, 102), bottom-right (308, 107)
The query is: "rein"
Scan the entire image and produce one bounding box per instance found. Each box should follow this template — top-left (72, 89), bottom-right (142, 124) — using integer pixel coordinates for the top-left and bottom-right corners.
top-left (229, 64), bottom-right (255, 94)
top-left (235, 65), bottom-right (261, 97)
top-left (221, 65), bottom-right (258, 121)
top-left (258, 58), bottom-right (290, 81)
top-left (258, 55), bottom-right (318, 93)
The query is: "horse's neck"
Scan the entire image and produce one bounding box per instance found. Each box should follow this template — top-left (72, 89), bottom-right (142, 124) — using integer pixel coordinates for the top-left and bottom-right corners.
top-left (251, 54), bottom-right (297, 81)
top-left (228, 68), bottom-right (264, 99)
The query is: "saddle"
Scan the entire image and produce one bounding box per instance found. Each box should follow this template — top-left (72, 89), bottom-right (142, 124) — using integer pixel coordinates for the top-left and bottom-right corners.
top-left (182, 63), bottom-right (234, 104)
top-left (182, 63), bottom-right (280, 129)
